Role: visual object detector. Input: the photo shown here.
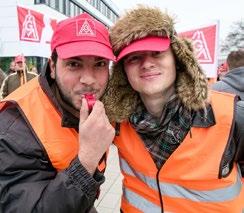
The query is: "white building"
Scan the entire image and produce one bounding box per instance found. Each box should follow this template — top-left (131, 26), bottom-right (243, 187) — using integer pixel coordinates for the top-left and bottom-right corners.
top-left (0, 0), bottom-right (120, 58)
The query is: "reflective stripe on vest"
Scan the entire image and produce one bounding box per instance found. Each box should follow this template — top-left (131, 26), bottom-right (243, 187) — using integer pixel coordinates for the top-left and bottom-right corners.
top-left (123, 187), bottom-right (161, 213)
top-left (0, 77), bottom-right (106, 172)
top-left (120, 157), bottom-right (242, 202)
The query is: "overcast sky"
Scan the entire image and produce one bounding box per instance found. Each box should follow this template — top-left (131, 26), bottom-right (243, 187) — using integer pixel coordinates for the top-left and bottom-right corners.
top-left (112, 0), bottom-right (243, 41)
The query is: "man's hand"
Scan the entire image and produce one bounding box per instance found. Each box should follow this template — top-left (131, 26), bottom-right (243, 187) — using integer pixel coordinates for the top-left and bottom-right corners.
top-left (78, 98), bottom-right (115, 174)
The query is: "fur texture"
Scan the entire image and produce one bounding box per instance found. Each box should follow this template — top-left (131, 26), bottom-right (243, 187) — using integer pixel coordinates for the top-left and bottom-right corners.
top-left (102, 6), bottom-right (209, 122)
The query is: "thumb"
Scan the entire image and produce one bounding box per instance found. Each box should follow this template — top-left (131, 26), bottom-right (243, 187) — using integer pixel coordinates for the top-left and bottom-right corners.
top-left (79, 98), bottom-right (89, 124)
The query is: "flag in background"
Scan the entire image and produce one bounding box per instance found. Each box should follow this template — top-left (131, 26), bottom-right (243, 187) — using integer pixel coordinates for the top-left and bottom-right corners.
top-left (179, 22), bottom-right (219, 78)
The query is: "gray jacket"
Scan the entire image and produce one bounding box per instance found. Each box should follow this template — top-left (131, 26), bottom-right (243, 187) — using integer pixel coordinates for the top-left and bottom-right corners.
top-left (212, 66), bottom-right (244, 100)
top-left (0, 68), bottom-right (6, 89)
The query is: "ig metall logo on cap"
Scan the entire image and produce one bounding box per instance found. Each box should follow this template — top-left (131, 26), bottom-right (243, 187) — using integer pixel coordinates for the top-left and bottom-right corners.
top-left (76, 18), bottom-right (96, 37)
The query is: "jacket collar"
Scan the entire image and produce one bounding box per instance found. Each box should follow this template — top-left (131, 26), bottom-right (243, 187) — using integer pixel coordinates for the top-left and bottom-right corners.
top-left (192, 104), bottom-right (216, 128)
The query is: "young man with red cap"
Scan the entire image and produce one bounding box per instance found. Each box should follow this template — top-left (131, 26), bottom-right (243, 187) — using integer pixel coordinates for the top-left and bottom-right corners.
top-left (0, 55), bottom-right (37, 99)
top-left (102, 6), bottom-right (244, 212)
top-left (0, 13), bottom-right (115, 212)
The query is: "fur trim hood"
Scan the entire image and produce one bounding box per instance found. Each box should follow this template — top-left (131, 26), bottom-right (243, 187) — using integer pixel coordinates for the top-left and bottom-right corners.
top-left (102, 6), bottom-right (209, 122)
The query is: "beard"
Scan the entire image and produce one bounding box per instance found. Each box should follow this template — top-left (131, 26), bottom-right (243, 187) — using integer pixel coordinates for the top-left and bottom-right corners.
top-left (54, 73), bottom-right (79, 111)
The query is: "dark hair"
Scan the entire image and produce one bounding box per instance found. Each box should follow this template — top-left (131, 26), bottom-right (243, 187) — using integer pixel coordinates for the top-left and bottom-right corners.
top-left (227, 49), bottom-right (244, 70)
top-left (51, 50), bottom-right (58, 65)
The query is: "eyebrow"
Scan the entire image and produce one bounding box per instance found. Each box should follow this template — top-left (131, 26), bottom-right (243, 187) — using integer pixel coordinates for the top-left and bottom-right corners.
top-left (67, 56), bottom-right (107, 62)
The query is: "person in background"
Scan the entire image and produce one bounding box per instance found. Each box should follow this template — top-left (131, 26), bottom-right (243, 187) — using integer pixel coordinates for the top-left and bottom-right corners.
top-left (212, 49), bottom-right (244, 100)
top-left (102, 6), bottom-right (244, 212)
top-left (0, 67), bottom-right (6, 90)
top-left (0, 12), bottom-right (115, 212)
top-left (217, 62), bottom-right (228, 80)
top-left (0, 55), bottom-right (37, 99)
top-left (8, 60), bottom-right (16, 74)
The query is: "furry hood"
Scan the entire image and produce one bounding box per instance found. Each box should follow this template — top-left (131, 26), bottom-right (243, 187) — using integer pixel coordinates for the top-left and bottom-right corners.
top-left (102, 6), bottom-right (209, 122)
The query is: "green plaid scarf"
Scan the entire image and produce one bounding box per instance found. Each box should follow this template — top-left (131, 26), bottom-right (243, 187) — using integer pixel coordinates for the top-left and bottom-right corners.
top-left (130, 95), bottom-right (192, 169)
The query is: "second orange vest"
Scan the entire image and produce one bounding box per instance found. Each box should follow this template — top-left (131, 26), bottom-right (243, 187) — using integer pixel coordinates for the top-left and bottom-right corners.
top-left (115, 91), bottom-right (244, 213)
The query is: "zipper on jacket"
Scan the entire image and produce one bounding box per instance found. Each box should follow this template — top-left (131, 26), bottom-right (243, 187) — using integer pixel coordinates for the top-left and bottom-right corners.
top-left (156, 169), bottom-right (164, 213)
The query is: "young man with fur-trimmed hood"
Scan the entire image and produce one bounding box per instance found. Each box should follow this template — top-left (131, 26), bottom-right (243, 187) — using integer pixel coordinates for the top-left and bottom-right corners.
top-left (102, 6), bottom-right (244, 212)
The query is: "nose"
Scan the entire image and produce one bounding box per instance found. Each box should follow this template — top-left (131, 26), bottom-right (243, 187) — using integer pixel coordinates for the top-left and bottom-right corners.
top-left (141, 54), bottom-right (155, 70)
top-left (79, 67), bottom-right (96, 85)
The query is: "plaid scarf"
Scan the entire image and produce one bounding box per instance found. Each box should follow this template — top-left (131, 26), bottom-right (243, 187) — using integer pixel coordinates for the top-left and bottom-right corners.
top-left (130, 95), bottom-right (192, 169)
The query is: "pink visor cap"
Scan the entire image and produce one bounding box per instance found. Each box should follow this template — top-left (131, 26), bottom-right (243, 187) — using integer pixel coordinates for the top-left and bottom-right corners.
top-left (51, 13), bottom-right (115, 61)
top-left (117, 36), bottom-right (170, 62)
top-left (15, 55), bottom-right (26, 63)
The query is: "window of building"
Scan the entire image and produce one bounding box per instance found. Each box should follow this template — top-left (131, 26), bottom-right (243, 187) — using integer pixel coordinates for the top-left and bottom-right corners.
top-left (35, 0), bottom-right (46, 3)
top-left (86, 0), bottom-right (93, 4)
top-left (96, 0), bottom-right (101, 11)
top-left (36, 0), bottom-right (118, 23)
top-left (70, 2), bottom-right (76, 16)
top-left (101, 1), bottom-right (106, 16)
top-left (77, 6), bottom-right (83, 15)
top-left (107, 8), bottom-right (111, 19)
top-left (59, 0), bottom-right (64, 13)
top-left (65, 0), bottom-right (70, 16)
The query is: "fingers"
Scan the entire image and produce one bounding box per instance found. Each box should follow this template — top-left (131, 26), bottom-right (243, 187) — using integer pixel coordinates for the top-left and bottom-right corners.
top-left (89, 101), bottom-right (107, 120)
top-left (79, 99), bottom-right (109, 127)
top-left (79, 98), bottom-right (89, 124)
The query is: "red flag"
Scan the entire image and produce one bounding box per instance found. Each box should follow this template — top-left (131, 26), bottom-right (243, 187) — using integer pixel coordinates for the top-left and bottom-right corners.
top-left (179, 25), bottom-right (217, 64)
top-left (17, 6), bottom-right (57, 44)
top-left (17, 6), bottom-right (44, 42)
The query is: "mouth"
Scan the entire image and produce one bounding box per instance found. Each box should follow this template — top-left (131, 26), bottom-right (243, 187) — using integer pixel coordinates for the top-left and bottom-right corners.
top-left (80, 92), bottom-right (97, 99)
top-left (140, 72), bottom-right (161, 79)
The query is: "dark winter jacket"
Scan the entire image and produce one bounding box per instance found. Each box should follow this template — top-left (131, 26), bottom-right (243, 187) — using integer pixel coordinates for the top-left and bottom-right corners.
top-left (212, 66), bottom-right (244, 100)
top-left (0, 63), bottom-right (104, 213)
top-left (0, 70), bottom-right (37, 99)
top-left (0, 68), bottom-right (6, 90)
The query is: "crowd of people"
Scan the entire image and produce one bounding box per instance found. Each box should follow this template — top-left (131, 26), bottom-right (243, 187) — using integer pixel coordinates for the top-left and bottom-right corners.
top-left (0, 5), bottom-right (243, 213)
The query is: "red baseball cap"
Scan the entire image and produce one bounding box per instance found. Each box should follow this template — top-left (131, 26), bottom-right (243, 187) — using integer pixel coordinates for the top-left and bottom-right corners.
top-left (51, 13), bottom-right (115, 61)
top-left (15, 55), bottom-right (26, 63)
top-left (117, 36), bottom-right (170, 62)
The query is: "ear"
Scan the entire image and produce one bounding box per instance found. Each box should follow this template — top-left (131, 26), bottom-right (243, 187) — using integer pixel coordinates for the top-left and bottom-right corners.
top-left (49, 58), bottom-right (56, 79)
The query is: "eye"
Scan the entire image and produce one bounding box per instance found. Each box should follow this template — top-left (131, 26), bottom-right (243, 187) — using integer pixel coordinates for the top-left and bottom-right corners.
top-left (95, 60), bottom-right (109, 68)
top-left (124, 54), bottom-right (141, 64)
top-left (66, 61), bottom-right (82, 70)
top-left (152, 51), bottom-right (163, 57)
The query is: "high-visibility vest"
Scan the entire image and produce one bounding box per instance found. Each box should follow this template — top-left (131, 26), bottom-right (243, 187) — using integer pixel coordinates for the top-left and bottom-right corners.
top-left (115, 91), bottom-right (244, 212)
top-left (0, 77), bottom-right (106, 172)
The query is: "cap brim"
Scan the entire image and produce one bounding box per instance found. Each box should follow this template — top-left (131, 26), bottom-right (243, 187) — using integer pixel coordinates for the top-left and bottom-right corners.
top-left (117, 36), bottom-right (170, 62)
top-left (15, 60), bottom-right (23, 63)
top-left (56, 41), bottom-right (115, 61)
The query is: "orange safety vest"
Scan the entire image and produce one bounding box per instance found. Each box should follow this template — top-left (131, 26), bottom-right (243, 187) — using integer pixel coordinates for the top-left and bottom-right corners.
top-left (115, 91), bottom-right (244, 212)
top-left (0, 77), bottom-right (106, 172)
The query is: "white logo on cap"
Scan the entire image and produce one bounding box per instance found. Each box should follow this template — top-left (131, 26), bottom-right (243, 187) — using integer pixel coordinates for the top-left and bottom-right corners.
top-left (77, 19), bottom-right (96, 36)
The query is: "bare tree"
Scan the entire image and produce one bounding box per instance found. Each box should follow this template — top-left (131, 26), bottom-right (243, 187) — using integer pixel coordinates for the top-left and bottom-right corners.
top-left (221, 20), bottom-right (244, 56)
